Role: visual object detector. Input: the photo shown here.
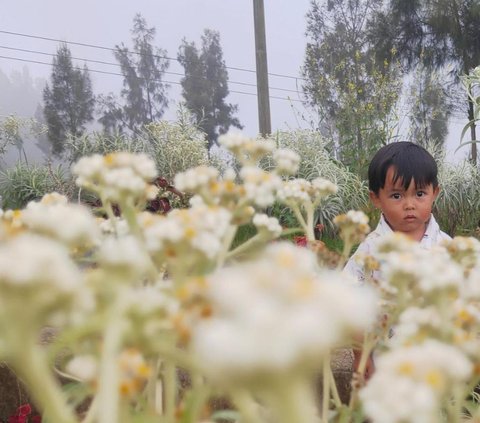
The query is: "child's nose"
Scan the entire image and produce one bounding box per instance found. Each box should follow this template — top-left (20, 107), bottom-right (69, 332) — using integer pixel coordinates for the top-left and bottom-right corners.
top-left (404, 198), bottom-right (415, 210)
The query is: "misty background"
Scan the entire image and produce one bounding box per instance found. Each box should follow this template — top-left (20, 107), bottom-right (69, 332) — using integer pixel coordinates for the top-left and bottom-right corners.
top-left (0, 0), bottom-right (471, 166)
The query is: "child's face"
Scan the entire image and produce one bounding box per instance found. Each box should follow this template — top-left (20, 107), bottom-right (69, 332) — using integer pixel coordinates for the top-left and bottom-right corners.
top-left (369, 166), bottom-right (440, 241)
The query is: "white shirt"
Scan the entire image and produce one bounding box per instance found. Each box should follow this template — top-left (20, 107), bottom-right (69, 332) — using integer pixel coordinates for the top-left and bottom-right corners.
top-left (343, 214), bottom-right (451, 283)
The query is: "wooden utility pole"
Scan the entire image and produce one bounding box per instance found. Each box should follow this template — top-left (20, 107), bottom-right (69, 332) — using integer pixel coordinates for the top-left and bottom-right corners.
top-left (253, 0), bottom-right (271, 137)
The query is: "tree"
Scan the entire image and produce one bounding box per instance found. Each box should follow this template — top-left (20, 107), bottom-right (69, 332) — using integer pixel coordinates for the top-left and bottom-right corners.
top-left (408, 66), bottom-right (452, 148)
top-left (105, 13), bottom-right (169, 135)
top-left (43, 44), bottom-right (95, 155)
top-left (302, 0), bottom-right (401, 173)
top-left (178, 29), bottom-right (242, 150)
top-left (369, 0), bottom-right (480, 163)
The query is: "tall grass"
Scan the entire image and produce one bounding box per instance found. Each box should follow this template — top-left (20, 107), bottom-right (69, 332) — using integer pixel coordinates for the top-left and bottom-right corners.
top-left (0, 163), bottom-right (73, 209)
top-left (263, 129), bottom-right (369, 235)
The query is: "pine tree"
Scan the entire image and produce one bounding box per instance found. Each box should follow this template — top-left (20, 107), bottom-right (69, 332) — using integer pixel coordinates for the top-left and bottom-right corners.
top-left (302, 0), bottom-right (401, 173)
top-left (369, 0), bottom-right (480, 162)
top-left (43, 44), bottom-right (95, 155)
top-left (108, 13), bottom-right (169, 134)
top-left (178, 29), bottom-right (242, 149)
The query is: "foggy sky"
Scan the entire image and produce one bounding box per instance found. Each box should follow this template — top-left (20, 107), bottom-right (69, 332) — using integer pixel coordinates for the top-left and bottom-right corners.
top-left (0, 0), bottom-right (470, 163)
top-left (0, 0), bottom-right (311, 137)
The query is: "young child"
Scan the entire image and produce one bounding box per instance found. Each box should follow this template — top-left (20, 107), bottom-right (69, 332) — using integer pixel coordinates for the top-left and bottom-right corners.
top-left (344, 141), bottom-right (451, 379)
top-left (344, 141), bottom-right (451, 282)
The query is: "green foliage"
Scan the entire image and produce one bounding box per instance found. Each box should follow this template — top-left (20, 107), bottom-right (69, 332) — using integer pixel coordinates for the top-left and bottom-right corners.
top-left (100, 14), bottom-right (170, 135)
top-left (43, 44), bottom-right (95, 156)
top-left (369, 0), bottom-right (480, 162)
top-left (436, 159), bottom-right (480, 236)
top-left (263, 129), bottom-right (369, 235)
top-left (302, 0), bottom-right (402, 173)
top-left (0, 163), bottom-right (74, 209)
top-left (408, 66), bottom-right (452, 148)
top-left (65, 132), bottom-right (143, 165)
top-left (142, 118), bottom-right (211, 182)
top-left (177, 29), bottom-right (242, 149)
top-left (67, 109), bottom-right (218, 184)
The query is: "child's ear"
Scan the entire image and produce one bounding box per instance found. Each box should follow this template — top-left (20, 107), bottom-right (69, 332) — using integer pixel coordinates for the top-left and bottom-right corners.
top-left (433, 185), bottom-right (440, 201)
top-left (369, 191), bottom-right (381, 209)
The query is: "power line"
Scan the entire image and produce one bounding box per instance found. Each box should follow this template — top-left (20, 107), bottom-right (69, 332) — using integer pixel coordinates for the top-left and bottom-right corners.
top-left (0, 54), bottom-right (304, 103)
top-left (0, 44), bottom-right (302, 95)
top-left (0, 29), bottom-right (307, 82)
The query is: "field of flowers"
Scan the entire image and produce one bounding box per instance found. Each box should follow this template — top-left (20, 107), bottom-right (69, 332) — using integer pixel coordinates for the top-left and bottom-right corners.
top-left (0, 132), bottom-right (480, 423)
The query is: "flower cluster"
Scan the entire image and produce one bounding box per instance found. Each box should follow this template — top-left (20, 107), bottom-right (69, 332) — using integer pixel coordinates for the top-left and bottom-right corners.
top-left (334, 210), bottom-right (370, 246)
top-left (360, 340), bottom-right (472, 423)
top-left (191, 242), bottom-right (378, 385)
top-left (72, 152), bottom-right (158, 205)
top-left (218, 133), bottom-right (275, 165)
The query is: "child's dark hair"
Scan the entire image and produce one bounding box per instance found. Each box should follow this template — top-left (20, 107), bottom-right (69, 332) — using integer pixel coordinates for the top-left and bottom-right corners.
top-left (368, 142), bottom-right (438, 194)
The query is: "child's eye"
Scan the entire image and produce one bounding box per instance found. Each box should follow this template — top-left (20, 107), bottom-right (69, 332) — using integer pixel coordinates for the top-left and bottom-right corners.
top-left (416, 191), bottom-right (426, 197)
top-left (390, 193), bottom-right (401, 199)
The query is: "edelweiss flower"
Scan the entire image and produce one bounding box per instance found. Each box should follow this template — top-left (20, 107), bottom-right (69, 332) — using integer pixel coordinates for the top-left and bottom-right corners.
top-left (334, 210), bottom-right (370, 245)
top-left (239, 166), bottom-right (282, 208)
top-left (219, 133), bottom-right (275, 164)
top-left (22, 194), bottom-right (100, 249)
top-left (191, 243), bottom-right (378, 384)
top-left (66, 355), bottom-right (98, 382)
top-left (252, 213), bottom-right (282, 239)
top-left (72, 152), bottom-right (158, 204)
top-left (360, 340), bottom-right (472, 423)
top-left (273, 149), bottom-right (300, 175)
top-left (174, 166), bottom-right (219, 193)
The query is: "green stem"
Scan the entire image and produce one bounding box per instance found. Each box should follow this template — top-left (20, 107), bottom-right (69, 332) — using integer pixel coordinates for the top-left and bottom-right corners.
top-left (225, 233), bottom-right (262, 261)
top-left (146, 357), bottom-right (161, 409)
top-left (348, 337), bottom-right (375, 411)
top-left (305, 203), bottom-right (316, 242)
top-left (290, 204), bottom-right (309, 237)
top-left (120, 199), bottom-right (141, 237)
top-left (96, 293), bottom-right (127, 423)
top-left (14, 342), bottom-right (77, 423)
top-left (272, 378), bottom-right (321, 423)
top-left (337, 240), bottom-right (353, 270)
top-left (81, 395), bottom-right (98, 423)
top-left (163, 360), bottom-right (177, 422)
top-left (322, 356), bottom-right (331, 422)
top-left (327, 361), bottom-right (342, 409)
top-left (232, 390), bottom-right (264, 423)
top-left (216, 224), bottom-right (238, 268)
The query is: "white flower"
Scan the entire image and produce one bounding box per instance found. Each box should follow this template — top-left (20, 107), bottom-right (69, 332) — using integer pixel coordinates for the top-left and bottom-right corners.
top-left (0, 234), bottom-right (81, 291)
top-left (138, 205), bottom-right (232, 261)
top-left (191, 243), bottom-right (378, 383)
top-left (23, 195), bottom-right (100, 248)
top-left (72, 152), bottom-right (158, 204)
top-left (239, 166), bottom-right (282, 208)
top-left (273, 149), bottom-right (300, 175)
top-left (389, 307), bottom-right (442, 347)
top-left (98, 235), bottom-right (151, 278)
top-left (360, 340), bottom-right (472, 423)
top-left (311, 177), bottom-right (338, 197)
top-left (380, 248), bottom-right (463, 295)
top-left (252, 213), bottom-right (282, 238)
top-left (219, 133), bottom-right (275, 163)
top-left (277, 178), bottom-right (311, 203)
top-left (97, 217), bottom-right (130, 236)
top-left (174, 166), bottom-right (219, 193)
top-left (66, 355), bottom-right (98, 382)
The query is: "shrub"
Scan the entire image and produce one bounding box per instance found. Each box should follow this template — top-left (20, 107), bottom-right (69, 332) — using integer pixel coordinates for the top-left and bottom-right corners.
top-left (263, 129), bottom-right (369, 235)
top-left (0, 163), bottom-right (74, 209)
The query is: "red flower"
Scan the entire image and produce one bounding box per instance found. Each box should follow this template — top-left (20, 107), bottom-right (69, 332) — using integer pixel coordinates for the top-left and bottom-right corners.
top-left (16, 404), bottom-right (31, 416)
top-left (8, 416), bottom-right (27, 423)
top-left (293, 235), bottom-right (308, 247)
